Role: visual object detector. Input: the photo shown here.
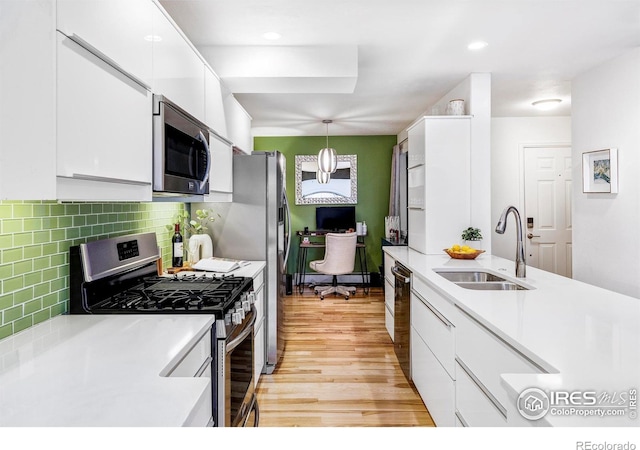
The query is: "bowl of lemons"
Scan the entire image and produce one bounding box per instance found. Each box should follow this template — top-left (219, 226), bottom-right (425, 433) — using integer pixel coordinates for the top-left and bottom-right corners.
top-left (444, 244), bottom-right (485, 260)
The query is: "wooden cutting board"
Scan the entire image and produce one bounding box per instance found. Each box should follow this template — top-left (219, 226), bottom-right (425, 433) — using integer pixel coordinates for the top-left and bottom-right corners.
top-left (166, 266), bottom-right (195, 274)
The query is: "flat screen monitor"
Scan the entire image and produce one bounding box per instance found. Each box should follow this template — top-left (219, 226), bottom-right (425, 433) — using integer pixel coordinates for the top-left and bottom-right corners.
top-left (315, 206), bottom-right (356, 231)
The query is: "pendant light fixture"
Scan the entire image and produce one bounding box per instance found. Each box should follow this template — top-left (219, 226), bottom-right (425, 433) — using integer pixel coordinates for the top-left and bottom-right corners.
top-left (316, 169), bottom-right (330, 184)
top-left (317, 119), bottom-right (337, 174)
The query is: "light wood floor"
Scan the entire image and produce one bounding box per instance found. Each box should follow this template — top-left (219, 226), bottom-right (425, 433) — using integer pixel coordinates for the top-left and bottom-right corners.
top-left (255, 286), bottom-right (434, 427)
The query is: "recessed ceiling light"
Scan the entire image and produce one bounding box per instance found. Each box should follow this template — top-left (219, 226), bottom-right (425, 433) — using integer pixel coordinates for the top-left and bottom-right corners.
top-left (467, 41), bottom-right (488, 50)
top-left (144, 35), bottom-right (162, 42)
top-left (262, 31), bottom-right (282, 41)
top-left (532, 99), bottom-right (562, 110)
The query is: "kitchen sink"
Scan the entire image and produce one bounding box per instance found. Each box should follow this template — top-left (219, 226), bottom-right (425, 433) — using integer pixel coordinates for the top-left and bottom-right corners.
top-left (454, 281), bottom-right (528, 291)
top-left (436, 271), bottom-right (508, 283)
top-left (434, 270), bottom-right (531, 291)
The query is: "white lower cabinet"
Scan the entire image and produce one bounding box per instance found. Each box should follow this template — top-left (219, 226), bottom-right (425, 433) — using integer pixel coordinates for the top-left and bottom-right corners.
top-left (254, 320), bottom-right (265, 387)
top-left (410, 286), bottom-right (456, 426)
top-left (252, 269), bottom-right (266, 386)
top-left (168, 328), bottom-right (213, 427)
top-left (406, 274), bottom-right (545, 427)
top-left (384, 278), bottom-right (394, 341)
top-left (411, 290), bottom-right (455, 377)
top-left (455, 307), bottom-right (543, 411)
top-left (411, 327), bottom-right (455, 426)
top-left (455, 360), bottom-right (506, 426)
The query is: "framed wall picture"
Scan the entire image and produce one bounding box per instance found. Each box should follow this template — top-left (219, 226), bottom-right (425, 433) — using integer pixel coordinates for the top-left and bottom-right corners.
top-left (582, 148), bottom-right (618, 193)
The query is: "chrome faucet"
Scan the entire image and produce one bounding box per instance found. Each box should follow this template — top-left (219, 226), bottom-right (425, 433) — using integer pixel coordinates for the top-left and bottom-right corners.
top-left (495, 206), bottom-right (526, 278)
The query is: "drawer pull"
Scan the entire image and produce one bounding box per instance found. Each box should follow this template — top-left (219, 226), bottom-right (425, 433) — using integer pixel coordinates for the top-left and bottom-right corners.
top-left (455, 411), bottom-right (469, 427)
top-left (412, 289), bottom-right (452, 329)
top-left (65, 173), bottom-right (152, 186)
top-left (195, 356), bottom-right (213, 377)
top-left (456, 357), bottom-right (507, 419)
top-left (455, 305), bottom-right (549, 373)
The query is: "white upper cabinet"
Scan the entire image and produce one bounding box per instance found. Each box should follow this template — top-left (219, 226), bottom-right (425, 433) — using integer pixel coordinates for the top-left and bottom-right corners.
top-left (0, 0), bottom-right (56, 200)
top-left (204, 66), bottom-right (228, 138)
top-left (224, 94), bottom-right (253, 154)
top-left (56, 32), bottom-right (152, 201)
top-left (206, 132), bottom-right (233, 198)
top-left (152, 3), bottom-right (205, 124)
top-left (56, 0), bottom-right (153, 88)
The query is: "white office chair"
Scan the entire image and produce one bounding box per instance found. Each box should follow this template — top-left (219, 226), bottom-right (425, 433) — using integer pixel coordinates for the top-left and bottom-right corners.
top-left (309, 232), bottom-right (358, 300)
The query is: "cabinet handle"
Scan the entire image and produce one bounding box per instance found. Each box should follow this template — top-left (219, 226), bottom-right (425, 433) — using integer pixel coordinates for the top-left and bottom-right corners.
top-left (195, 356), bottom-right (213, 377)
top-left (455, 411), bottom-right (469, 427)
top-left (67, 173), bottom-right (152, 187)
top-left (456, 357), bottom-right (507, 419)
top-left (66, 33), bottom-right (151, 91)
top-left (455, 305), bottom-right (549, 373)
top-left (411, 290), bottom-right (452, 329)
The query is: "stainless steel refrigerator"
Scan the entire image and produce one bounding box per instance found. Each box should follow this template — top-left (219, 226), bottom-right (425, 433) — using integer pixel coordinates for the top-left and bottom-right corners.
top-left (209, 151), bottom-right (291, 374)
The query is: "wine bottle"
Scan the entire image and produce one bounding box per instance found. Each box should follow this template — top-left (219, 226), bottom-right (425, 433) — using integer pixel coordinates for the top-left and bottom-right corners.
top-left (172, 223), bottom-right (183, 267)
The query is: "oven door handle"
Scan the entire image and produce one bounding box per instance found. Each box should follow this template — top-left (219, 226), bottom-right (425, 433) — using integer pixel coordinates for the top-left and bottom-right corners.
top-left (241, 393), bottom-right (260, 427)
top-left (226, 306), bottom-right (257, 353)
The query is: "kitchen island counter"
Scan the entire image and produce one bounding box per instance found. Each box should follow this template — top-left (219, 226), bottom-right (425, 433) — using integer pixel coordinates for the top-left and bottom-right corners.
top-left (383, 246), bottom-right (640, 427)
top-left (0, 314), bottom-right (214, 426)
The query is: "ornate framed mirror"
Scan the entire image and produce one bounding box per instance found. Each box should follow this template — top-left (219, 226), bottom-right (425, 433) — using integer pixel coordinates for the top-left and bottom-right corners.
top-left (294, 154), bottom-right (357, 205)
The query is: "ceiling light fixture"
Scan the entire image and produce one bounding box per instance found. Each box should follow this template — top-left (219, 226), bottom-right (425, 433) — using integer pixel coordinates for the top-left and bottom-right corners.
top-left (262, 31), bottom-right (281, 41)
top-left (317, 120), bottom-right (337, 174)
top-left (467, 41), bottom-right (488, 50)
top-left (316, 169), bottom-right (330, 184)
top-left (532, 99), bottom-right (562, 110)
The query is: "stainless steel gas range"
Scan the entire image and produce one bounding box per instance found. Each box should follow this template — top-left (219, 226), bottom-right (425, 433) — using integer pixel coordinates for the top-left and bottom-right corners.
top-left (69, 232), bottom-right (259, 427)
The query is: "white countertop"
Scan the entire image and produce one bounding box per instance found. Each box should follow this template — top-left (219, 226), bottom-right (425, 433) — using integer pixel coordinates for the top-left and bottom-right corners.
top-left (0, 314), bottom-right (214, 426)
top-left (171, 260), bottom-right (266, 279)
top-left (384, 247), bottom-right (640, 427)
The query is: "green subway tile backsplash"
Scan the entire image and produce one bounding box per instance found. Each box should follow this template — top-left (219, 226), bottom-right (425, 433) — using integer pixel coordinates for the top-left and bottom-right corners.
top-left (0, 201), bottom-right (185, 339)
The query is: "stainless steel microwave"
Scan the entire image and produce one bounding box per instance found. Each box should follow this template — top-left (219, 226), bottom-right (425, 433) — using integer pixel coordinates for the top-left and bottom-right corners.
top-left (152, 95), bottom-right (210, 196)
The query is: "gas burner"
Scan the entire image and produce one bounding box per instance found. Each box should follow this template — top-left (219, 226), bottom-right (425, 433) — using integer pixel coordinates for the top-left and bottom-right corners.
top-left (86, 273), bottom-right (253, 316)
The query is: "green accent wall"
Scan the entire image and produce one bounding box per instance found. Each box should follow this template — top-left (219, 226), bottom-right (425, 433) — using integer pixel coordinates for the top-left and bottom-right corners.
top-left (0, 201), bottom-right (184, 339)
top-left (254, 135), bottom-right (396, 277)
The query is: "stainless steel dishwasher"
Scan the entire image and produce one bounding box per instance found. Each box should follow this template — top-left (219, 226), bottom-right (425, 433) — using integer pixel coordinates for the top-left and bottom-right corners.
top-left (391, 262), bottom-right (411, 380)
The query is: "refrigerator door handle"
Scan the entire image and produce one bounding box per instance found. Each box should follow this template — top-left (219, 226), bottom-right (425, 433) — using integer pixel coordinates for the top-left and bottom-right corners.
top-left (283, 188), bottom-right (292, 266)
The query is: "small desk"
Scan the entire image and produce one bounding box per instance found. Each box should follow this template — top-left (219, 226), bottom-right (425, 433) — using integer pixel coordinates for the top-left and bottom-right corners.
top-left (295, 231), bottom-right (369, 294)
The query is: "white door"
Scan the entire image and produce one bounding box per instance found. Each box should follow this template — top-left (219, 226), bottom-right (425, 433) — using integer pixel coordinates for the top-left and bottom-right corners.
top-left (524, 146), bottom-right (572, 277)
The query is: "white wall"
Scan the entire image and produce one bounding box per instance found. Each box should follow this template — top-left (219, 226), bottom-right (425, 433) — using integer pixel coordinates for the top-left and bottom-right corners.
top-left (572, 48), bottom-right (640, 298)
top-left (491, 117), bottom-right (571, 259)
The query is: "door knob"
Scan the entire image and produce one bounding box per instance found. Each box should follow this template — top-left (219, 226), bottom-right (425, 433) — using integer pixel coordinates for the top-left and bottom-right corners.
top-left (527, 233), bottom-right (540, 239)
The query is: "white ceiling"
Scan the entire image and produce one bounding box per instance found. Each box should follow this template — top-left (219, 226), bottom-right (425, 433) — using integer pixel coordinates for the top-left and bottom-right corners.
top-left (160, 0), bottom-right (640, 136)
